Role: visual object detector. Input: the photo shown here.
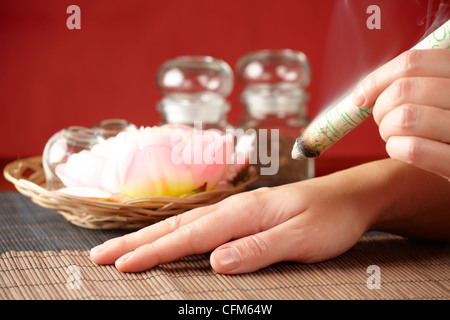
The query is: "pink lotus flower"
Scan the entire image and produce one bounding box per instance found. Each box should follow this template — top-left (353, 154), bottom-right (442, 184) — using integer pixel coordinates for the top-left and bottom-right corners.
top-left (55, 125), bottom-right (252, 201)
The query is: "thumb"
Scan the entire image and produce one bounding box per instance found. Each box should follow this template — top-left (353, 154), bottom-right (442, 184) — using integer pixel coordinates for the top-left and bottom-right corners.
top-left (210, 225), bottom-right (292, 274)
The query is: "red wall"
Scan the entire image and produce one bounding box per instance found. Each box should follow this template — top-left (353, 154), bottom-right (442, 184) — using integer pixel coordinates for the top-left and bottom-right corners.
top-left (0, 0), bottom-right (443, 160)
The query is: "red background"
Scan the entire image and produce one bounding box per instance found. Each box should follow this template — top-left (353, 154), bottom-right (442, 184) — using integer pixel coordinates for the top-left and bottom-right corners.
top-left (0, 0), bottom-right (445, 175)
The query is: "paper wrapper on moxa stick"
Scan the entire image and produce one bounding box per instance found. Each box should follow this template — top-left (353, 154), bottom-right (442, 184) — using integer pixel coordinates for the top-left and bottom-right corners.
top-left (292, 19), bottom-right (450, 159)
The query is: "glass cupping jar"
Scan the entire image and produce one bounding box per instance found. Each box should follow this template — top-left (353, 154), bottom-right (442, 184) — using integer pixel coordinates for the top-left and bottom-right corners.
top-left (236, 49), bottom-right (315, 187)
top-left (156, 56), bottom-right (233, 132)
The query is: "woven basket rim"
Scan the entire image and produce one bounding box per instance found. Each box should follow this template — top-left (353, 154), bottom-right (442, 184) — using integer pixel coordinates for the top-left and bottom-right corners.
top-left (3, 156), bottom-right (258, 229)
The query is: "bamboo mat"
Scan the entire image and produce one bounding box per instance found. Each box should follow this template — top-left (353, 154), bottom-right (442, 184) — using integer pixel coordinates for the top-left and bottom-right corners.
top-left (0, 191), bottom-right (449, 300)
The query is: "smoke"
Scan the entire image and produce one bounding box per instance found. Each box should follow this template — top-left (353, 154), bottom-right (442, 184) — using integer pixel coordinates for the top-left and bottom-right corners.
top-left (416, 0), bottom-right (450, 41)
top-left (315, 0), bottom-right (450, 114)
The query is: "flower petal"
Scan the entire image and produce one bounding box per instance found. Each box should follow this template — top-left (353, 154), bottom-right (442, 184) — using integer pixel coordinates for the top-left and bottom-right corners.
top-left (120, 145), bottom-right (195, 198)
top-left (55, 150), bottom-right (106, 189)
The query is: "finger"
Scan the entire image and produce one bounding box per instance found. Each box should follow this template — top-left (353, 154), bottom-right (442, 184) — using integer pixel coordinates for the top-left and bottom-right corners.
top-left (90, 204), bottom-right (219, 265)
top-left (210, 203), bottom-right (363, 274)
top-left (91, 188), bottom-right (269, 265)
top-left (353, 49), bottom-right (450, 108)
top-left (379, 104), bottom-right (450, 143)
top-left (113, 188), bottom-right (302, 272)
top-left (210, 220), bottom-right (298, 274)
top-left (373, 77), bottom-right (450, 125)
top-left (113, 209), bottom-right (259, 273)
top-left (114, 213), bottom-right (233, 272)
top-left (386, 136), bottom-right (450, 180)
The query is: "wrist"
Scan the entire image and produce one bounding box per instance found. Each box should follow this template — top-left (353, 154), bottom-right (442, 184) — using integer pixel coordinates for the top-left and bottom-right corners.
top-left (363, 160), bottom-right (450, 240)
top-left (322, 159), bottom-right (405, 233)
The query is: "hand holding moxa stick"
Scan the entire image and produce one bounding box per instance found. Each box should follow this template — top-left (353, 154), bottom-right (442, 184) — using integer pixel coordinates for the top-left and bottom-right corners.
top-left (291, 19), bottom-right (450, 160)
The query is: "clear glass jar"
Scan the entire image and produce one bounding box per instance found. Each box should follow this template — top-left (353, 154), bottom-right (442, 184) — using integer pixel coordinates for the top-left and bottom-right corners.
top-left (93, 118), bottom-right (137, 141)
top-left (42, 126), bottom-right (99, 190)
top-left (236, 49), bottom-right (315, 187)
top-left (156, 56), bottom-right (234, 132)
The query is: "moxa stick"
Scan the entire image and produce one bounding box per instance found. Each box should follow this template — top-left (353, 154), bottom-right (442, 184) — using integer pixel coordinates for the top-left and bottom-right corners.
top-left (292, 19), bottom-right (450, 159)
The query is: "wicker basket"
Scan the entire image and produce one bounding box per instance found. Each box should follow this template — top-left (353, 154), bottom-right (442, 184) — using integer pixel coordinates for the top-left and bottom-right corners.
top-left (3, 156), bottom-right (258, 230)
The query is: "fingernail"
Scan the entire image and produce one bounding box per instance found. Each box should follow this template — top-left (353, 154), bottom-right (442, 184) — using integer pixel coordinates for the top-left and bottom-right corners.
top-left (91, 237), bottom-right (118, 254)
top-left (353, 86), bottom-right (366, 107)
top-left (213, 247), bottom-right (241, 271)
top-left (116, 251), bottom-right (135, 264)
top-left (91, 244), bottom-right (107, 255)
top-left (386, 137), bottom-right (415, 164)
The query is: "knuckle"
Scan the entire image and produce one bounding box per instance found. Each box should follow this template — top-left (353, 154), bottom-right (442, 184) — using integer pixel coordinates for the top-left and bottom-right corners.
top-left (162, 214), bottom-right (184, 232)
top-left (399, 50), bottom-right (421, 75)
top-left (391, 78), bottom-right (413, 103)
top-left (120, 232), bottom-right (137, 246)
top-left (245, 187), bottom-right (272, 214)
top-left (225, 187), bottom-right (270, 211)
top-left (174, 220), bottom-right (202, 253)
top-left (246, 187), bottom-right (269, 202)
top-left (397, 104), bottom-right (418, 128)
top-left (244, 235), bottom-right (270, 258)
top-left (404, 138), bottom-right (422, 164)
top-left (175, 221), bottom-right (197, 238)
